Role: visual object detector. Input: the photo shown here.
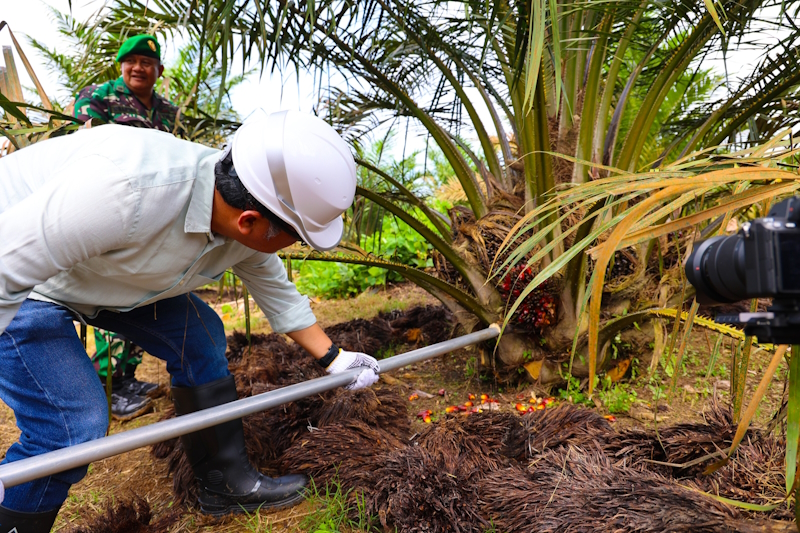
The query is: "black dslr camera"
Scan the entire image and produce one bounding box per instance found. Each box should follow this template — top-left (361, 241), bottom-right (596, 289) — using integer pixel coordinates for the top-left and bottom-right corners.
top-left (685, 196), bottom-right (800, 344)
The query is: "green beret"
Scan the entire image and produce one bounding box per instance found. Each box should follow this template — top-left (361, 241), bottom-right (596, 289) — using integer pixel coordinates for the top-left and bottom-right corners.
top-left (116, 35), bottom-right (161, 62)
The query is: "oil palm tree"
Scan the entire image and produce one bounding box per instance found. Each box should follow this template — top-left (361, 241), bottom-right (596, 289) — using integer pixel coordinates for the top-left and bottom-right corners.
top-left (76, 0), bottom-right (800, 377)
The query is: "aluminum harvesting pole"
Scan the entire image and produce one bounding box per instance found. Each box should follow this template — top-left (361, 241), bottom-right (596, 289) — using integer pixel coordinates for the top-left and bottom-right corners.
top-left (0, 324), bottom-right (500, 490)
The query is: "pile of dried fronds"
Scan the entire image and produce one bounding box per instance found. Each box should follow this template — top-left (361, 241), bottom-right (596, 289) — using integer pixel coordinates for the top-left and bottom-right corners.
top-left (143, 305), bottom-right (794, 531)
top-left (151, 307), bottom-right (438, 504)
top-left (278, 403), bottom-right (794, 532)
top-left (155, 385), bottom-right (409, 505)
top-left (479, 448), bottom-right (795, 533)
top-left (61, 497), bottom-right (179, 533)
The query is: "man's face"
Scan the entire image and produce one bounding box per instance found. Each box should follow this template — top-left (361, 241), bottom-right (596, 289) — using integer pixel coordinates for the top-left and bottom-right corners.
top-left (236, 213), bottom-right (301, 254)
top-left (120, 54), bottom-right (164, 94)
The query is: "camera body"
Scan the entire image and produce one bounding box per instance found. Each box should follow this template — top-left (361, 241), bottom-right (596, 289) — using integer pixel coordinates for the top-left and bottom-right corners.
top-left (686, 196), bottom-right (800, 344)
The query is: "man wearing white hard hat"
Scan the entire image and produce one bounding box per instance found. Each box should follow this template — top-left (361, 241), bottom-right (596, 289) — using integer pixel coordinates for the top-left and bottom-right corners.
top-left (0, 109), bottom-right (380, 532)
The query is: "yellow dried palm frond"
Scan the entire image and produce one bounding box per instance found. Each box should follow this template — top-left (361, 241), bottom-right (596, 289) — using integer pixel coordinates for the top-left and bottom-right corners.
top-left (495, 132), bottom-right (800, 396)
top-left (436, 174), bottom-right (487, 204)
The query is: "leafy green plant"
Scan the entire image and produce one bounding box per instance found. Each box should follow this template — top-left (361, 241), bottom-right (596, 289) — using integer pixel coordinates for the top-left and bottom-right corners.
top-left (598, 377), bottom-right (638, 414)
top-left (558, 375), bottom-right (593, 407)
top-left (647, 381), bottom-right (667, 404)
top-left (609, 333), bottom-right (631, 363)
top-left (464, 356), bottom-right (478, 379)
top-left (295, 211), bottom-right (433, 299)
top-left (712, 362), bottom-right (730, 379)
top-left (375, 344), bottom-right (397, 360)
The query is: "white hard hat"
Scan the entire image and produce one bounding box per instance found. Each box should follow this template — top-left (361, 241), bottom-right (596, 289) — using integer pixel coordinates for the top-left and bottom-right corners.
top-left (230, 109), bottom-right (356, 251)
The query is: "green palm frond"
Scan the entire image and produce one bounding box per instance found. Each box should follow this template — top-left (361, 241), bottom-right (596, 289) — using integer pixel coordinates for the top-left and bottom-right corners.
top-left (278, 250), bottom-right (494, 323)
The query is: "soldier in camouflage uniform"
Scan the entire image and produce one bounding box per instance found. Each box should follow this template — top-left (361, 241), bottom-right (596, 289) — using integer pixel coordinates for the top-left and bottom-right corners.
top-left (73, 35), bottom-right (179, 420)
top-left (74, 35), bottom-right (178, 132)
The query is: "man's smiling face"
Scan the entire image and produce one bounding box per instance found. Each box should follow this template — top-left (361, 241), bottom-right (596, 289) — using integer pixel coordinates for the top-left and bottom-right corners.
top-left (120, 54), bottom-right (164, 96)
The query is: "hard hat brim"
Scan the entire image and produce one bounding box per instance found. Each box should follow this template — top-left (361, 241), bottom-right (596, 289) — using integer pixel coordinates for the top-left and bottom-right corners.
top-left (300, 216), bottom-right (344, 252)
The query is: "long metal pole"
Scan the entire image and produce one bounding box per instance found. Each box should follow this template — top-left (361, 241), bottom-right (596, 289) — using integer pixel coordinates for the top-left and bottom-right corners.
top-left (0, 324), bottom-right (500, 490)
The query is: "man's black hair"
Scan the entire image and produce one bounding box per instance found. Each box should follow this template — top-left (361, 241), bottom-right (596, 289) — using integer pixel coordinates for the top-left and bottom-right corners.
top-left (214, 156), bottom-right (299, 241)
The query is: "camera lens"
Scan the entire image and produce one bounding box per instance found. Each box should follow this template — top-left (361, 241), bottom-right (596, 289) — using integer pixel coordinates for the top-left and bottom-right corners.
top-left (685, 235), bottom-right (747, 304)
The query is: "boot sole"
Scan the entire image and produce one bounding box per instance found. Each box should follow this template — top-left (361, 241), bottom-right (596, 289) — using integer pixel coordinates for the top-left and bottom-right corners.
top-left (111, 401), bottom-right (153, 422)
top-left (200, 490), bottom-right (306, 517)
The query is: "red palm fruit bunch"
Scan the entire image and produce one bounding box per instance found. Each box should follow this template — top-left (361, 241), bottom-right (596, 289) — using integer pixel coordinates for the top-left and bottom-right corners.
top-left (497, 265), bottom-right (558, 333)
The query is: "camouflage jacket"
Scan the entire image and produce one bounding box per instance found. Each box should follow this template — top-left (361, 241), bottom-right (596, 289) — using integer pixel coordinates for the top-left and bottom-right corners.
top-left (73, 76), bottom-right (178, 132)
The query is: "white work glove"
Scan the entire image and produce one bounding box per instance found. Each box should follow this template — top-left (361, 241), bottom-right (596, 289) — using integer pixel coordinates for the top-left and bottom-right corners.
top-left (325, 349), bottom-right (380, 390)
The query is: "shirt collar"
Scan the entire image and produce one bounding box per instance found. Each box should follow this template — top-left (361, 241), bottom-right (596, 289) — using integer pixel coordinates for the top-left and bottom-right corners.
top-left (114, 76), bottom-right (132, 95)
top-left (184, 152), bottom-right (221, 240)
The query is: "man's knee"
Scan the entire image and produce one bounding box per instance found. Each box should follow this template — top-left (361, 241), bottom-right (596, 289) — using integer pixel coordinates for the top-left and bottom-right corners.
top-left (37, 400), bottom-right (108, 451)
top-left (55, 395), bottom-right (108, 447)
top-left (78, 401), bottom-right (110, 443)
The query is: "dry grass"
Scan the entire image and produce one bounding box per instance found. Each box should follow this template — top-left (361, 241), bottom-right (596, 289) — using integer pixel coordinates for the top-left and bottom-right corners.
top-left (61, 497), bottom-right (180, 533)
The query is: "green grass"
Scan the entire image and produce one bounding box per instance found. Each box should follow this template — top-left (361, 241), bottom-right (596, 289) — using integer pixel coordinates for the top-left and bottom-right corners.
top-left (301, 476), bottom-right (376, 533)
top-left (236, 507), bottom-right (275, 532)
top-left (374, 343), bottom-right (399, 360)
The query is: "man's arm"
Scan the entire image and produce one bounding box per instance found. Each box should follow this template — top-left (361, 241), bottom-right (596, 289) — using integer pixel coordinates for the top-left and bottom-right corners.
top-left (285, 323), bottom-right (333, 359)
top-left (73, 85), bottom-right (111, 124)
top-left (0, 155), bottom-right (135, 335)
top-left (234, 255), bottom-right (379, 390)
top-left (232, 253), bottom-right (317, 334)
top-left (286, 322), bottom-right (379, 390)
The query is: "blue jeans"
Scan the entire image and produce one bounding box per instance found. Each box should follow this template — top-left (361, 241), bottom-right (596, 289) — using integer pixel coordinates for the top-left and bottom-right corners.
top-left (0, 294), bottom-right (229, 512)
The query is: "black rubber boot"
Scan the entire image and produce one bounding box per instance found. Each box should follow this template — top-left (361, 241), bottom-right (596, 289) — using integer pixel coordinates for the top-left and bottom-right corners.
top-left (0, 504), bottom-right (60, 533)
top-left (171, 375), bottom-right (307, 516)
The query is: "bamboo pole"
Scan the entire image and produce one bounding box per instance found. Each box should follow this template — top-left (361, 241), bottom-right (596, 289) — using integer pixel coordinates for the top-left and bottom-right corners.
top-left (0, 66), bottom-right (7, 98)
top-left (0, 66), bottom-right (7, 120)
top-left (1, 46), bottom-right (23, 106)
top-left (1, 46), bottom-right (28, 150)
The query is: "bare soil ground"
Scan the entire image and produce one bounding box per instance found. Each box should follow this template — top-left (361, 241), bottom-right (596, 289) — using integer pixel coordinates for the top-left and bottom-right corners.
top-left (0, 283), bottom-right (792, 531)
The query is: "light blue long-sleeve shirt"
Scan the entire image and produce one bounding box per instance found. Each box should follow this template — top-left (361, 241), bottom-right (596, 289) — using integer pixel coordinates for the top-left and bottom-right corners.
top-left (0, 125), bottom-right (316, 335)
